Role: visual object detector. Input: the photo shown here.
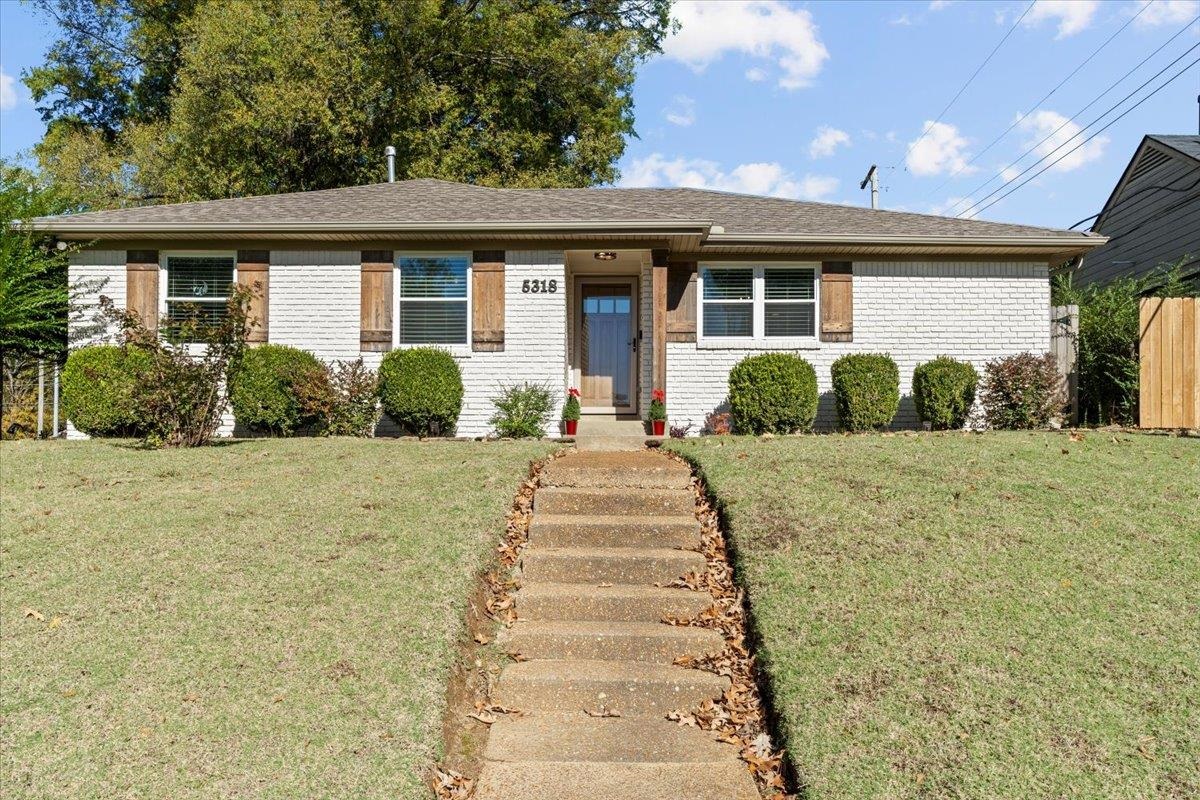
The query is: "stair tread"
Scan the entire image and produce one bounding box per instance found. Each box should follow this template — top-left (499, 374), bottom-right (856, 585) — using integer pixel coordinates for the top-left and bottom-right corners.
top-left (483, 714), bottom-right (737, 763)
top-left (473, 761), bottom-right (759, 800)
top-left (500, 658), bottom-right (727, 685)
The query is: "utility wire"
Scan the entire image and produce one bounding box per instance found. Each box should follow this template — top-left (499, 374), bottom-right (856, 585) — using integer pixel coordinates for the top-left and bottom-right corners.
top-left (921, 0), bottom-right (1151, 201)
top-left (966, 54), bottom-right (1200, 218)
top-left (953, 35), bottom-right (1200, 218)
top-left (893, 0), bottom-right (1035, 171)
top-left (1071, 172), bottom-right (1200, 230)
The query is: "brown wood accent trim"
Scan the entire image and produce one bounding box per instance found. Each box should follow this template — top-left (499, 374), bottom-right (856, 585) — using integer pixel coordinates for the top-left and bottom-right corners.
top-left (820, 261), bottom-right (853, 342)
top-left (652, 260), bottom-right (668, 395)
top-left (360, 251), bottom-right (393, 352)
top-left (237, 252), bottom-right (270, 343)
top-left (125, 251), bottom-right (159, 333)
top-left (666, 260), bottom-right (697, 343)
top-left (472, 251), bottom-right (506, 352)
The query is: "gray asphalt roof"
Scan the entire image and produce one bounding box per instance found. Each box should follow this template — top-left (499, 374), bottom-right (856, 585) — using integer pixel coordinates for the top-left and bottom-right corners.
top-left (31, 177), bottom-right (1097, 240)
top-left (1147, 134), bottom-right (1200, 164)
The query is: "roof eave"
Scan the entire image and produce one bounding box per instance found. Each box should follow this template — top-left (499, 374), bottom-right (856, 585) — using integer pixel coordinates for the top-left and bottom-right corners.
top-left (24, 219), bottom-right (712, 235)
top-left (704, 232), bottom-right (1108, 248)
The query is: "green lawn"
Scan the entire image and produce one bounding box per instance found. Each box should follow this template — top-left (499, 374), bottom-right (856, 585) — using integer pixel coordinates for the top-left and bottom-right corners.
top-left (1, 438), bottom-right (554, 799)
top-left (667, 432), bottom-right (1200, 799)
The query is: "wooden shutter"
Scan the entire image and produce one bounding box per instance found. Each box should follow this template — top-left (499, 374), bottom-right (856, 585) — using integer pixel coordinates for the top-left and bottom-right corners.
top-left (472, 250), bottom-right (505, 352)
top-left (126, 250), bottom-right (160, 333)
top-left (820, 261), bottom-right (853, 342)
top-left (360, 250), bottom-right (393, 352)
top-left (237, 250), bottom-right (269, 343)
top-left (666, 260), bottom-right (697, 343)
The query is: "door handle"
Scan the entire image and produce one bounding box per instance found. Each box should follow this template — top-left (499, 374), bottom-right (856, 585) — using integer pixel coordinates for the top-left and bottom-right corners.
top-left (630, 337), bottom-right (637, 352)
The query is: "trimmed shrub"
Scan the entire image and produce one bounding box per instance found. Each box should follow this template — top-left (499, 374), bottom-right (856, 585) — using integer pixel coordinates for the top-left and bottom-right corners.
top-left (912, 356), bottom-right (979, 430)
top-left (830, 353), bottom-right (900, 431)
top-left (228, 344), bottom-right (322, 434)
top-left (490, 382), bottom-right (554, 438)
top-left (728, 353), bottom-right (818, 434)
top-left (61, 345), bottom-right (150, 435)
top-left (378, 347), bottom-right (463, 436)
top-left (981, 352), bottom-right (1061, 430)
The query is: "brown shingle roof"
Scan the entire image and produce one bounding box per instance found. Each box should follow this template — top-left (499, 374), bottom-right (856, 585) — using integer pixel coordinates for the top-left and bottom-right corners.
top-left (29, 177), bottom-right (1101, 244)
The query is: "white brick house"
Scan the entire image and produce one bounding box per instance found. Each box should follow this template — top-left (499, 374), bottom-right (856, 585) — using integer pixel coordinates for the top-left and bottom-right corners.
top-left (37, 179), bottom-right (1105, 437)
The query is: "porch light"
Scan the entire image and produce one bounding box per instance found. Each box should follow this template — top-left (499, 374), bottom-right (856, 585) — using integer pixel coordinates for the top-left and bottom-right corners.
top-left (593, 251), bottom-right (618, 261)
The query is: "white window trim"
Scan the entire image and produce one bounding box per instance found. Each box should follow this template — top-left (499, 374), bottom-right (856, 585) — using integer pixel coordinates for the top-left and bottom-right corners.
top-left (158, 251), bottom-right (239, 345)
top-left (392, 251), bottom-right (473, 356)
top-left (697, 262), bottom-right (821, 350)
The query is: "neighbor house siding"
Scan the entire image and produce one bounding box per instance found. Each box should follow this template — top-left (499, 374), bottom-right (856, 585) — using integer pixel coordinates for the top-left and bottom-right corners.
top-left (665, 261), bottom-right (1049, 431)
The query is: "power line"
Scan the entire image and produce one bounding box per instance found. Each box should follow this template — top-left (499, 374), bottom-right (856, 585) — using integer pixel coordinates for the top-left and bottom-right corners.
top-left (952, 32), bottom-right (1200, 218)
top-left (966, 54), bottom-right (1200, 218)
top-left (921, 0), bottom-right (1151, 201)
top-left (893, 0), bottom-right (1035, 171)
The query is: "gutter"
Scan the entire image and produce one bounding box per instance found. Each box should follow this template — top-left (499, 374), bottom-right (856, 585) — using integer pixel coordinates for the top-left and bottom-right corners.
top-left (23, 219), bottom-right (713, 235)
top-left (704, 232), bottom-right (1109, 248)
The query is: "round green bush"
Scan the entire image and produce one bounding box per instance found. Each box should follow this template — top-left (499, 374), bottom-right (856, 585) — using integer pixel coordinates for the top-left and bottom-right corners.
top-left (228, 344), bottom-right (323, 434)
top-left (378, 347), bottom-right (464, 436)
top-left (912, 356), bottom-right (979, 430)
top-left (61, 345), bottom-right (151, 435)
top-left (727, 353), bottom-right (818, 434)
top-left (830, 353), bottom-right (900, 432)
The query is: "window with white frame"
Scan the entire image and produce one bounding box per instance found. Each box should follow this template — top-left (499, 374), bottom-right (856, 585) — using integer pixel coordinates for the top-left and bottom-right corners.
top-left (699, 264), bottom-right (819, 341)
top-left (165, 254), bottom-right (235, 324)
top-left (398, 253), bottom-right (469, 344)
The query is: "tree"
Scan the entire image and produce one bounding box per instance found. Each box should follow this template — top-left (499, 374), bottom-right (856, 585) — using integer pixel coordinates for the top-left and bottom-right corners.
top-left (26, 0), bottom-right (673, 206)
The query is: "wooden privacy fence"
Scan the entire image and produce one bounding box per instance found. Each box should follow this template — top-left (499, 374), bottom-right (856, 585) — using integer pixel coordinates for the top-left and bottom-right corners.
top-left (1049, 305), bottom-right (1079, 425)
top-left (1139, 297), bottom-right (1198, 429)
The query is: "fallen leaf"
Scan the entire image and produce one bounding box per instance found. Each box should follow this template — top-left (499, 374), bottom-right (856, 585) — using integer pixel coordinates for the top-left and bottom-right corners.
top-left (473, 632), bottom-right (491, 645)
top-left (23, 608), bottom-right (45, 622)
top-left (47, 616), bottom-right (64, 629)
top-left (583, 706), bottom-right (621, 718)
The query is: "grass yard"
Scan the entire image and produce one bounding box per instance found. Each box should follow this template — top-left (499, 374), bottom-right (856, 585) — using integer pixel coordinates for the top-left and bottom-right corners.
top-left (1, 438), bottom-right (555, 799)
top-left (667, 432), bottom-right (1200, 799)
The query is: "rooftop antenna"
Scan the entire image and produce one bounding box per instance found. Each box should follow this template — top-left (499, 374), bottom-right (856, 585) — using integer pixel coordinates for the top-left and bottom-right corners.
top-left (385, 146), bottom-right (396, 183)
top-left (860, 164), bottom-right (879, 209)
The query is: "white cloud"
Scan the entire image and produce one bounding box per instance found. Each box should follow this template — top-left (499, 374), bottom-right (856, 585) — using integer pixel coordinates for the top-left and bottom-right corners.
top-left (1015, 109), bottom-right (1108, 172)
top-left (890, 13), bottom-right (913, 26)
top-left (621, 153), bottom-right (838, 200)
top-left (0, 67), bottom-right (18, 112)
top-left (1023, 0), bottom-right (1099, 38)
top-left (929, 1), bottom-right (954, 10)
top-left (906, 121), bottom-right (976, 176)
top-left (665, 1), bottom-right (830, 90)
top-left (1131, 0), bottom-right (1199, 27)
top-left (664, 95), bottom-right (696, 127)
top-left (744, 67), bottom-right (768, 82)
top-left (809, 126), bottom-right (850, 159)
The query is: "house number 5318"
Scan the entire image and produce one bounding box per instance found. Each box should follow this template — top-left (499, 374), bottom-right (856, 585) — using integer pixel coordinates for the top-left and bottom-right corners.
top-left (521, 279), bottom-right (558, 294)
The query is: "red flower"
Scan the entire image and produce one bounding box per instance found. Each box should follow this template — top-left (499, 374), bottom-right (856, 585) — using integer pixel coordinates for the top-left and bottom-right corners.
top-left (568, 387), bottom-right (581, 398)
top-left (651, 388), bottom-right (665, 402)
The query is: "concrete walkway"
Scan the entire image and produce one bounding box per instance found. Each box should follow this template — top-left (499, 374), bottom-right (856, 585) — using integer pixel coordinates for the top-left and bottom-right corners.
top-left (473, 450), bottom-right (758, 800)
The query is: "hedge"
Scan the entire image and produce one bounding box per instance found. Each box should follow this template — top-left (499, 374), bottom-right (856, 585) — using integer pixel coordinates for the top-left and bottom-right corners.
top-left (378, 347), bottom-right (463, 436)
top-left (61, 345), bottom-right (151, 436)
top-left (727, 353), bottom-right (818, 434)
top-left (228, 344), bottom-right (323, 434)
top-left (912, 356), bottom-right (979, 430)
top-left (830, 353), bottom-right (900, 432)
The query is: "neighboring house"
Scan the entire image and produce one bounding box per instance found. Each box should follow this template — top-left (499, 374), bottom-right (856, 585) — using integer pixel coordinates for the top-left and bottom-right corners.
top-left (30, 179), bottom-right (1104, 437)
top-left (1075, 134), bottom-right (1200, 288)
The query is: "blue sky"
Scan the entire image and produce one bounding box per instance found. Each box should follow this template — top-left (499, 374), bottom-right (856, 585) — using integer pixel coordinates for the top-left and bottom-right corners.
top-left (2, 0), bottom-right (1198, 229)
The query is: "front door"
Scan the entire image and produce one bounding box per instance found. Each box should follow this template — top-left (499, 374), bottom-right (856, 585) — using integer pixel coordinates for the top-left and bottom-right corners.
top-left (577, 280), bottom-right (637, 413)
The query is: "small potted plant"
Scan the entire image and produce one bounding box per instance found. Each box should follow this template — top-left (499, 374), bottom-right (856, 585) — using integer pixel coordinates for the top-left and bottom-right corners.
top-left (562, 387), bottom-right (581, 435)
top-left (648, 388), bottom-right (667, 436)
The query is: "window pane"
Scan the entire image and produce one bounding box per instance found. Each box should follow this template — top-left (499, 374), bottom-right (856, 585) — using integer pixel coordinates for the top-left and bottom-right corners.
top-left (703, 303), bottom-right (753, 337)
top-left (167, 301), bottom-right (228, 325)
top-left (703, 269), bottom-right (752, 301)
top-left (400, 256), bottom-right (468, 298)
top-left (765, 302), bottom-right (815, 337)
top-left (399, 301), bottom-right (467, 344)
top-left (167, 256), bottom-right (234, 299)
top-left (765, 268), bottom-right (814, 300)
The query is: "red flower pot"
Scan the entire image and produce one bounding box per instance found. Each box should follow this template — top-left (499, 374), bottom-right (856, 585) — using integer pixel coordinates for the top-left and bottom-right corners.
top-left (564, 419), bottom-right (578, 435)
top-left (652, 419), bottom-right (666, 436)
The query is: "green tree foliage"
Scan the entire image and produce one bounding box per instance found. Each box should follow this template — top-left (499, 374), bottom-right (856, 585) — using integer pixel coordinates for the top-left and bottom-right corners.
top-left (0, 164), bottom-right (72, 358)
top-left (26, 0), bottom-right (673, 206)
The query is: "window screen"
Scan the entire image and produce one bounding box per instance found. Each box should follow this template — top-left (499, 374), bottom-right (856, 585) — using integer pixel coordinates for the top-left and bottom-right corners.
top-left (702, 268), bottom-right (753, 337)
top-left (166, 255), bottom-right (235, 324)
top-left (398, 255), bottom-right (469, 344)
top-left (764, 268), bottom-right (816, 337)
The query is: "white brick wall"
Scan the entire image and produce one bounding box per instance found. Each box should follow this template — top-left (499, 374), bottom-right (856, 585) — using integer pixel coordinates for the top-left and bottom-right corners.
top-left (269, 250), bottom-right (362, 360)
top-left (67, 249), bottom-right (126, 346)
top-left (666, 261), bottom-right (1050, 431)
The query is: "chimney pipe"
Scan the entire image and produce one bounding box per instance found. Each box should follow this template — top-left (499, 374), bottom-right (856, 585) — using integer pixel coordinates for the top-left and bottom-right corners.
top-left (385, 145), bottom-right (396, 183)
top-left (860, 164), bottom-right (879, 210)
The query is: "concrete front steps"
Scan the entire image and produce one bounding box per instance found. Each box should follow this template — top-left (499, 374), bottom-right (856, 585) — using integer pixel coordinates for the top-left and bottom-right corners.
top-left (473, 449), bottom-right (759, 800)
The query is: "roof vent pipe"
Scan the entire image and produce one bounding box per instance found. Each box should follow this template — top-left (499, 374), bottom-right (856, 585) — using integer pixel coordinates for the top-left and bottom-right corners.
top-left (385, 146), bottom-right (396, 183)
